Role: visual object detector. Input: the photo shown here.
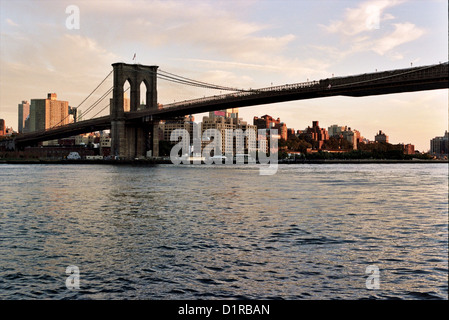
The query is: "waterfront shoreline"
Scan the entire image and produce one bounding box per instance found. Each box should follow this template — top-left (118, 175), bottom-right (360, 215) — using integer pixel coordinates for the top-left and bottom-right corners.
top-left (1, 159), bottom-right (447, 165)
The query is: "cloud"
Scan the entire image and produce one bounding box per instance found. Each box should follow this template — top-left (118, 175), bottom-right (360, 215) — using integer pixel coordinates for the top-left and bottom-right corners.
top-left (1, 0), bottom-right (312, 117)
top-left (2, 31), bottom-right (118, 79)
top-left (322, 0), bottom-right (406, 36)
top-left (6, 18), bottom-right (19, 27)
top-left (77, 1), bottom-right (324, 83)
top-left (319, 0), bottom-right (425, 59)
top-left (96, 1), bottom-right (296, 65)
top-left (372, 22), bottom-right (425, 55)
top-left (0, 29), bottom-right (119, 115)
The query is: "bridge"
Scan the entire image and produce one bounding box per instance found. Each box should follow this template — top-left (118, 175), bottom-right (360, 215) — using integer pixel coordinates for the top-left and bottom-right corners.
top-left (8, 61), bottom-right (449, 159)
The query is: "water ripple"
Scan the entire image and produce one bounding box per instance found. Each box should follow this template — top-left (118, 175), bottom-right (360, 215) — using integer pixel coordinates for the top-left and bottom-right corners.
top-left (0, 163), bottom-right (447, 300)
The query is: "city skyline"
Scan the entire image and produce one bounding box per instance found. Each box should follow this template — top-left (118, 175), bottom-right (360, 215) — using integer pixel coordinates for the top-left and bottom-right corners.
top-left (0, 0), bottom-right (447, 152)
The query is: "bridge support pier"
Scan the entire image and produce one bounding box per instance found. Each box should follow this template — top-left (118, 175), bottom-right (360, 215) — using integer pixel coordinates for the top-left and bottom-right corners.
top-left (111, 119), bottom-right (125, 158)
top-left (152, 122), bottom-right (159, 157)
top-left (110, 63), bottom-right (158, 160)
top-left (111, 120), bottom-right (150, 159)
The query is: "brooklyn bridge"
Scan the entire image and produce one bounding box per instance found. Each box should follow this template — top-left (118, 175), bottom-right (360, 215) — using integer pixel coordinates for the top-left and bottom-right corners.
top-left (5, 61), bottom-right (448, 159)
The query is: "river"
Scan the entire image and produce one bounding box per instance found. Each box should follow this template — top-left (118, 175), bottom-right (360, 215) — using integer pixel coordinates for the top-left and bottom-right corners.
top-left (0, 163), bottom-right (447, 299)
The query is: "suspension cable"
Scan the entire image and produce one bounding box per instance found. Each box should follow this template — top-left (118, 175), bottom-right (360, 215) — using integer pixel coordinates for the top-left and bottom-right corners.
top-left (76, 70), bottom-right (113, 109)
top-left (158, 69), bottom-right (254, 92)
top-left (81, 86), bottom-right (113, 119)
top-left (134, 64), bottom-right (253, 92)
top-left (48, 70), bottom-right (113, 129)
top-left (89, 86), bottom-right (130, 119)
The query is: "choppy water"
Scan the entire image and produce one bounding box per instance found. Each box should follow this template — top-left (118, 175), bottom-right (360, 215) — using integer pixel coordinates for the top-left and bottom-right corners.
top-left (0, 163), bottom-right (447, 300)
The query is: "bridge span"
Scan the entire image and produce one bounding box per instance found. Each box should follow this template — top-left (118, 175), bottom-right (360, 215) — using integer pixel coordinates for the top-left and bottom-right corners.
top-left (128, 61), bottom-right (449, 120)
top-left (9, 61), bottom-right (449, 158)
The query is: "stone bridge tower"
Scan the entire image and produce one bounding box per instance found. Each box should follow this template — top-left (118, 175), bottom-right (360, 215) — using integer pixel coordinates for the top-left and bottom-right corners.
top-left (110, 63), bottom-right (158, 159)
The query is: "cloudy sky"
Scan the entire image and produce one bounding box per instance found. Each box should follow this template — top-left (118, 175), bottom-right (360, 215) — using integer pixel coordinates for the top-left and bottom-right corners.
top-left (0, 0), bottom-right (447, 151)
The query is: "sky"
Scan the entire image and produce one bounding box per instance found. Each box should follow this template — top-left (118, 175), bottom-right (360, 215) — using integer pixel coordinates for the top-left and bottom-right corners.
top-left (0, 0), bottom-right (447, 151)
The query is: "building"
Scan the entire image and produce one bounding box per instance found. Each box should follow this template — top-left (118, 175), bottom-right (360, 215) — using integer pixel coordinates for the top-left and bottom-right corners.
top-left (354, 129), bottom-right (363, 144)
top-left (253, 114), bottom-right (280, 130)
top-left (76, 109), bottom-right (84, 122)
top-left (159, 109), bottom-right (258, 157)
top-left (18, 101), bottom-right (30, 133)
top-left (58, 137), bottom-right (76, 146)
top-left (100, 135), bottom-right (112, 157)
top-left (430, 131), bottom-right (449, 156)
top-left (277, 122), bottom-right (288, 141)
top-left (23, 146), bottom-right (95, 160)
top-left (287, 128), bottom-right (296, 139)
top-left (342, 128), bottom-right (362, 150)
top-left (75, 132), bottom-right (100, 146)
top-left (202, 109), bottom-right (258, 156)
top-left (328, 124), bottom-right (345, 137)
top-left (253, 114), bottom-right (288, 140)
top-left (161, 115), bottom-right (195, 150)
top-left (202, 111), bottom-right (240, 156)
top-left (305, 121), bottom-right (329, 150)
top-left (342, 129), bottom-right (356, 150)
top-left (226, 108), bottom-right (239, 119)
top-left (124, 93), bottom-right (130, 112)
top-left (375, 130), bottom-right (389, 143)
top-left (238, 121), bottom-right (258, 154)
top-left (402, 143), bottom-right (415, 155)
top-left (68, 106), bottom-right (77, 123)
top-left (0, 119), bottom-right (5, 136)
top-left (328, 124), bottom-right (363, 150)
top-left (29, 93), bottom-right (71, 132)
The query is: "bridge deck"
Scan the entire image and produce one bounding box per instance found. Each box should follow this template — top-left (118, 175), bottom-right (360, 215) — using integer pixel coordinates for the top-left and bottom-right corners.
top-left (128, 62), bottom-right (448, 119)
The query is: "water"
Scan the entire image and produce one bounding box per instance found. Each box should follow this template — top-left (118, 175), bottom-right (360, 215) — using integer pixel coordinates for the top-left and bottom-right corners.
top-left (0, 163), bottom-right (447, 300)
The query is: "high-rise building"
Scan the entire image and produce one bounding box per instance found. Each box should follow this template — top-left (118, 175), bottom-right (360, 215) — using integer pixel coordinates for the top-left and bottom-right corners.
top-left (430, 131), bottom-right (449, 156)
top-left (202, 113), bottom-right (239, 156)
top-left (328, 124), bottom-right (345, 137)
top-left (161, 115), bottom-right (195, 146)
top-left (342, 129), bottom-right (356, 150)
top-left (108, 93), bottom-right (131, 116)
top-left (277, 122), bottom-right (287, 141)
top-left (68, 106), bottom-right (77, 123)
top-left (208, 108), bottom-right (239, 120)
top-left (353, 129), bottom-right (362, 144)
top-left (226, 108), bottom-right (239, 119)
top-left (124, 93), bottom-right (130, 112)
top-left (238, 121), bottom-right (258, 154)
top-left (342, 127), bottom-right (361, 150)
top-left (29, 93), bottom-right (71, 132)
top-left (203, 111), bottom-right (257, 156)
top-left (375, 130), bottom-right (389, 143)
top-left (327, 124), bottom-right (363, 150)
top-left (18, 100), bottom-right (30, 133)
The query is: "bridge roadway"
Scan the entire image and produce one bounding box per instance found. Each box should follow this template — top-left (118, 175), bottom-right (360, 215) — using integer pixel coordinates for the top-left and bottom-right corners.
top-left (13, 62), bottom-right (449, 146)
